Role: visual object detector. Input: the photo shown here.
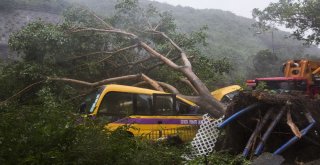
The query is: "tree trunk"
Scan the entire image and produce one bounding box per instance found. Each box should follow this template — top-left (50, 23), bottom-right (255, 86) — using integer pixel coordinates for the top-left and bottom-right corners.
top-left (180, 67), bottom-right (226, 117)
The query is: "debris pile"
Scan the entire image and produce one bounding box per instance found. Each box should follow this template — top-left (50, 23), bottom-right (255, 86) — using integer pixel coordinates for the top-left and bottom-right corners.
top-left (217, 91), bottom-right (320, 163)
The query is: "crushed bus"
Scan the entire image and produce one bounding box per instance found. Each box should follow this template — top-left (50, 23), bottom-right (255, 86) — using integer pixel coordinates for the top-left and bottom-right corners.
top-left (80, 84), bottom-right (240, 142)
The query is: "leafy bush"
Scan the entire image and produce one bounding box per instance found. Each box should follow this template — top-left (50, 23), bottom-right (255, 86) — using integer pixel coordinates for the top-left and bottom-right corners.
top-left (187, 152), bottom-right (250, 165)
top-left (0, 103), bottom-right (183, 165)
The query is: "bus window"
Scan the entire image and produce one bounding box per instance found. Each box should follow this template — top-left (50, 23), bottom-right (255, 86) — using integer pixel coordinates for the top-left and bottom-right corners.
top-left (221, 91), bottom-right (239, 104)
top-left (175, 100), bottom-right (200, 115)
top-left (98, 92), bottom-right (133, 117)
top-left (135, 94), bottom-right (152, 115)
top-left (153, 94), bottom-right (176, 115)
top-left (80, 86), bottom-right (105, 114)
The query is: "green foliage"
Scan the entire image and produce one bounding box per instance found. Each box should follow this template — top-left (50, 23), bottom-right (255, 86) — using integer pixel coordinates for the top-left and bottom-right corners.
top-left (246, 49), bottom-right (282, 78)
top-left (256, 81), bottom-right (267, 91)
top-left (0, 104), bottom-right (75, 165)
top-left (0, 62), bottom-right (48, 100)
top-left (187, 152), bottom-right (250, 165)
top-left (0, 104), bottom-right (183, 165)
top-left (193, 56), bottom-right (232, 89)
top-left (2, 0), bottom-right (320, 81)
top-left (9, 21), bottom-right (67, 63)
top-left (8, 0), bottom-right (232, 93)
top-left (253, 0), bottom-right (320, 45)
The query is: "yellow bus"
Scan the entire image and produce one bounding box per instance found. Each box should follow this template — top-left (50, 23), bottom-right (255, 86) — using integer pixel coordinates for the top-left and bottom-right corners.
top-left (80, 84), bottom-right (240, 142)
top-left (80, 84), bottom-right (204, 142)
top-left (211, 85), bottom-right (241, 104)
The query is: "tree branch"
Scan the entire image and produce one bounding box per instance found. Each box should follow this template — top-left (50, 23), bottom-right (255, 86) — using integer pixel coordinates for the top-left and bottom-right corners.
top-left (151, 30), bottom-right (192, 68)
top-left (140, 42), bottom-right (180, 69)
top-left (72, 28), bottom-right (182, 70)
top-left (116, 56), bottom-right (152, 69)
top-left (86, 7), bottom-right (114, 29)
top-left (68, 16), bottom-right (225, 117)
top-left (0, 80), bottom-right (45, 106)
top-left (287, 110), bottom-right (302, 138)
top-left (133, 81), bottom-right (180, 94)
top-left (179, 78), bottom-right (199, 95)
top-left (71, 28), bottom-right (138, 38)
top-left (48, 77), bottom-right (93, 86)
top-left (157, 82), bottom-right (180, 94)
top-left (145, 55), bottom-right (195, 73)
top-left (140, 74), bottom-right (164, 91)
top-left (177, 95), bottom-right (200, 104)
top-left (66, 44), bottom-right (139, 61)
top-left (47, 74), bottom-right (141, 87)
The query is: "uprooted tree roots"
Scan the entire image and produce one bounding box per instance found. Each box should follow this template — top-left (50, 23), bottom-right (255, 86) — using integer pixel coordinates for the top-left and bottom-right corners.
top-left (216, 91), bottom-right (320, 163)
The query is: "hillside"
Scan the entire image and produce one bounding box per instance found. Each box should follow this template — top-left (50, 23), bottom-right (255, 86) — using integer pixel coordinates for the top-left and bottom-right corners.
top-left (0, 0), bottom-right (64, 60)
top-left (0, 0), bottom-right (319, 76)
top-left (68, 0), bottom-right (320, 78)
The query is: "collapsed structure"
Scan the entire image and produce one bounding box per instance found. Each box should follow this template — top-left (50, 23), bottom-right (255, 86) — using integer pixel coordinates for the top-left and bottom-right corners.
top-left (216, 59), bottom-right (320, 162)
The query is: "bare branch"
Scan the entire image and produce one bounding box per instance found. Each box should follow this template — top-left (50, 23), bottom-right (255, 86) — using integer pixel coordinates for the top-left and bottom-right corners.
top-left (132, 81), bottom-right (147, 87)
top-left (179, 78), bottom-right (199, 95)
top-left (89, 74), bottom-right (141, 86)
top-left (71, 28), bottom-right (138, 38)
top-left (0, 80), bottom-right (45, 106)
top-left (153, 23), bottom-right (161, 31)
top-left (287, 110), bottom-right (302, 138)
top-left (158, 82), bottom-right (180, 94)
top-left (71, 28), bottom-right (182, 70)
top-left (77, 5), bottom-right (113, 29)
top-left (151, 30), bottom-right (192, 68)
top-left (97, 54), bottom-right (113, 64)
top-left (48, 74), bottom-right (141, 87)
top-left (140, 42), bottom-right (180, 69)
top-left (66, 44), bottom-right (139, 61)
top-left (47, 77), bottom-right (95, 86)
top-left (71, 28), bottom-right (183, 71)
top-left (164, 49), bottom-right (173, 57)
top-left (145, 55), bottom-right (195, 73)
top-left (141, 74), bottom-right (164, 91)
top-left (147, 20), bottom-right (153, 30)
top-left (86, 8), bottom-right (113, 29)
top-left (133, 81), bottom-right (180, 94)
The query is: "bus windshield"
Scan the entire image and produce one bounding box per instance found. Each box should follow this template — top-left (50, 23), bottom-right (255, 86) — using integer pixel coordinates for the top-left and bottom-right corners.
top-left (80, 86), bottom-right (105, 114)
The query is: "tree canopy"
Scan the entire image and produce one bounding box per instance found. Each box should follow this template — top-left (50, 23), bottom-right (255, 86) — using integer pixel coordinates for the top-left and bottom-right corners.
top-left (253, 0), bottom-right (320, 45)
top-left (5, 0), bottom-right (233, 117)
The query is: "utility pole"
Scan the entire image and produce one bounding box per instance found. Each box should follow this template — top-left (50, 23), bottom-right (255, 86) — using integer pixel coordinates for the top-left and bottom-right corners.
top-left (255, 29), bottom-right (275, 54)
top-left (271, 30), bottom-right (275, 54)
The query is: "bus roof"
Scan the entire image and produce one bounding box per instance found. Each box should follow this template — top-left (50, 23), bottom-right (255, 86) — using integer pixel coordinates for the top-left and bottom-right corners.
top-left (211, 85), bottom-right (241, 101)
top-left (103, 84), bottom-right (196, 106)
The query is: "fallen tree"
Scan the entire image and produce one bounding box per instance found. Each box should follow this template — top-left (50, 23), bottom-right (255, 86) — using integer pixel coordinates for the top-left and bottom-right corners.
top-left (46, 25), bottom-right (226, 117)
top-left (6, 0), bottom-right (228, 118)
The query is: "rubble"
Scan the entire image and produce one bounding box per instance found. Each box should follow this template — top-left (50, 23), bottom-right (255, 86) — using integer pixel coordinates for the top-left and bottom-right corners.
top-left (217, 91), bottom-right (320, 163)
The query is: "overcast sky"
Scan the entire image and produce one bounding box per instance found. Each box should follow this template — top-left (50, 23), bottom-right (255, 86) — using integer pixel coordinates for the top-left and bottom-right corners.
top-left (152, 0), bottom-right (278, 18)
